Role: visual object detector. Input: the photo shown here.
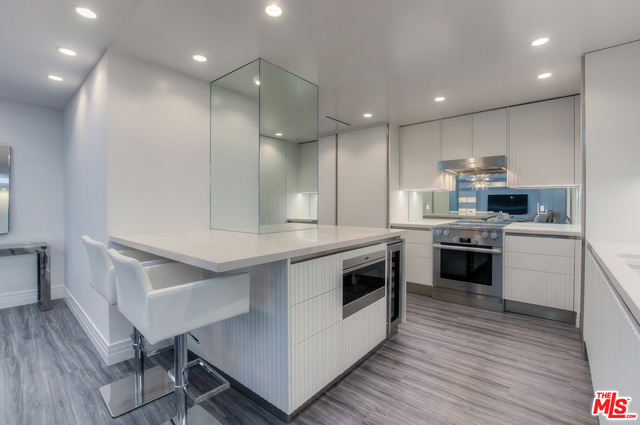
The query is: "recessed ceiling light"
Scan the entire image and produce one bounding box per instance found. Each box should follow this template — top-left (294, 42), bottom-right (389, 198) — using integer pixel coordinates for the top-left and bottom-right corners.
top-left (265, 4), bottom-right (282, 17)
top-left (531, 37), bottom-right (550, 47)
top-left (275, 133), bottom-right (283, 136)
top-left (537, 72), bottom-right (552, 79)
top-left (434, 96), bottom-right (446, 102)
top-left (75, 6), bottom-right (97, 19)
top-left (57, 47), bottom-right (77, 56)
top-left (47, 75), bottom-right (64, 82)
top-left (363, 113), bottom-right (373, 118)
top-left (192, 54), bottom-right (207, 63)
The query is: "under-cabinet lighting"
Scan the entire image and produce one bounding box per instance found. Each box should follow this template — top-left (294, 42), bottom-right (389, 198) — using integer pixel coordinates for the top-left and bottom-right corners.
top-left (434, 96), bottom-right (446, 102)
top-left (265, 4), bottom-right (282, 17)
top-left (192, 54), bottom-right (207, 63)
top-left (537, 72), bottom-right (552, 79)
top-left (47, 75), bottom-right (64, 82)
top-left (57, 47), bottom-right (77, 56)
top-left (75, 6), bottom-right (97, 19)
top-left (531, 37), bottom-right (550, 47)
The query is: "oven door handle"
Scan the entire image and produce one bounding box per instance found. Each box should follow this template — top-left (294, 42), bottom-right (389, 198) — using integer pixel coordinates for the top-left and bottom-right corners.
top-left (433, 243), bottom-right (502, 255)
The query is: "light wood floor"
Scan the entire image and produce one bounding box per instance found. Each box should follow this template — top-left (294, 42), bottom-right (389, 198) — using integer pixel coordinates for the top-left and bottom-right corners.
top-left (0, 294), bottom-right (597, 425)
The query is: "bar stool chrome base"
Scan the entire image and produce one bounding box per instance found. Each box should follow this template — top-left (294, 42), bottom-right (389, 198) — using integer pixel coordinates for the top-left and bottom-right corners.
top-left (99, 365), bottom-right (174, 417)
top-left (161, 405), bottom-right (222, 425)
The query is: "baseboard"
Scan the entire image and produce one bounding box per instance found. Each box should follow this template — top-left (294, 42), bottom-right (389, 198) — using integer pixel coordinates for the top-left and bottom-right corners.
top-left (63, 288), bottom-right (133, 366)
top-left (406, 281), bottom-right (433, 297)
top-left (0, 289), bottom-right (37, 310)
top-left (52, 285), bottom-right (65, 299)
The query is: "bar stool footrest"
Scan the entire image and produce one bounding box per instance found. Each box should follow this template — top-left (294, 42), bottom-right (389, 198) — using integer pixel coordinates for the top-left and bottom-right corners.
top-left (168, 358), bottom-right (231, 405)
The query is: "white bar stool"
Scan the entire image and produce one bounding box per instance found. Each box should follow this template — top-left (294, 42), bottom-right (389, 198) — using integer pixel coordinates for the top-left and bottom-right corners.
top-left (82, 235), bottom-right (175, 417)
top-left (108, 249), bottom-right (250, 425)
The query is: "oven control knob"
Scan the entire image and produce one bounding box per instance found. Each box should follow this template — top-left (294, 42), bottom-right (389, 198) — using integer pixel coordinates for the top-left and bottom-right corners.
top-left (435, 229), bottom-right (442, 236)
top-left (482, 231), bottom-right (488, 239)
top-left (490, 232), bottom-right (498, 240)
top-left (472, 238), bottom-right (479, 245)
top-left (443, 229), bottom-right (450, 237)
top-left (453, 237), bottom-right (460, 244)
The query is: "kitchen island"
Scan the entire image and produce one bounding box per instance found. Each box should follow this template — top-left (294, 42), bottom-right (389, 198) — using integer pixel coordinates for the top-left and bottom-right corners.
top-left (111, 225), bottom-right (405, 420)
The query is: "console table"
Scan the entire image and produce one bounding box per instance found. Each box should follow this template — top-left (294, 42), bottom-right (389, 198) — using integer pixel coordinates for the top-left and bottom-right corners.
top-left (0, 243), bottom-right (51, 311)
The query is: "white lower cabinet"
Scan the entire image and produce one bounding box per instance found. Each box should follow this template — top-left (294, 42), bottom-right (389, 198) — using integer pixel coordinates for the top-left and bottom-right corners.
top-left (504, 235), bottom-right (578, 312)
top-left (584, 250), bottom-right (640, 422)
top-left (404, 229), bottom-right (433, 286)
top-left (288, 243), bottom-right (387, 413)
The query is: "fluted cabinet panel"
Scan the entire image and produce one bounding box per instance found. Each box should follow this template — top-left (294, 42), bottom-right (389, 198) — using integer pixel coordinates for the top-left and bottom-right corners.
top-left (337, 125), bottom-right (387, 228)
top-left (505, 252), bottom-right (574, 275)
top-left (342, 298), bottom-right (387, 371)
top-left (399, 121), bottom-right (452, 191)
top-left (508, 96), bottom-right (576, 187)
top-left (189, 261), bottom-right (290, 413)
top-left (442, 115), bottom-right (473, 160)
top-left (290, 322), bottom-right (343, 412)
top-left (506, 235), bottom-right (574, 257)
top-left (504, 268), bottom-right (574, 310)
top-left (584, 251), bottom-right (640, 421)
top-left (318, 135), bottom-right (337, 225)
top-left (472, 108), bottom-right (507, 157)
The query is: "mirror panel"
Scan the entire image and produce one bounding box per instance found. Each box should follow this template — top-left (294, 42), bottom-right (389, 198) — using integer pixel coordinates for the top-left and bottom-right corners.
top-left (210, 59), bottom-right (318, 234)
top-left (0, 145), bottom-right (9, 234)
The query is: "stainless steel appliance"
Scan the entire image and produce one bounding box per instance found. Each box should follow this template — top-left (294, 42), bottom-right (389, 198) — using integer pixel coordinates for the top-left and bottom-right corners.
top-left (432, 220), bottom-right (508, 311)
top-left (386, 240), bottom-right (405, 336)
top-left (342, 250), bottom-right (386, 319)
top-left (437, 155), bottom-right (507, 175)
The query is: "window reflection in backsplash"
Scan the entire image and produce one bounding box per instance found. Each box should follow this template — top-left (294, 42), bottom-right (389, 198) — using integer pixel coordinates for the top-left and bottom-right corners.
top-left (408, 173), bottom-right (580, 224)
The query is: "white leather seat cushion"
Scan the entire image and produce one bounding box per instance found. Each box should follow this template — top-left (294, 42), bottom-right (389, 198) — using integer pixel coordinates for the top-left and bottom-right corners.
top-left (109, 249), bottom-right (250, 345)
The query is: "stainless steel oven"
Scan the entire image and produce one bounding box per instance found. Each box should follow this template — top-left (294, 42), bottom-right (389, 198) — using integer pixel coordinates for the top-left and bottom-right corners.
top-left (343, 250), bottom-right (386, 319)
top-left (433, 221), bottom-right (506, 311)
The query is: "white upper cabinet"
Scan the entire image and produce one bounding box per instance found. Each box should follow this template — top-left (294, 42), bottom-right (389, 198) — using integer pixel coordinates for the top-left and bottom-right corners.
top-left (472, 108), bottom-right (507, 157)
top-left (400, 121), bottom-right (452, 191)
top-left (508, 97), bottom-right (576, 187)
top-left (442, 115), bottom-right (473, 160)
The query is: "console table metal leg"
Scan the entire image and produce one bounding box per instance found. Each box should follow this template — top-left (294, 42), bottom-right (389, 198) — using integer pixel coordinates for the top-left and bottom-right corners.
top-left (37, 247), bottom-right (51, 311)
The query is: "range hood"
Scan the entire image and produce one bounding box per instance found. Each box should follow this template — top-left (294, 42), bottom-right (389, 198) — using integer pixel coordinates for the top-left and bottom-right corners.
top-left (438, 155), bottom-right (507, 175)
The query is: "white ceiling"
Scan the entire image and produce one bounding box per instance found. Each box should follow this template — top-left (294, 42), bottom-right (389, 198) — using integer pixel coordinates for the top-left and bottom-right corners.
top-left (2, 0), bottom-right (640, 135)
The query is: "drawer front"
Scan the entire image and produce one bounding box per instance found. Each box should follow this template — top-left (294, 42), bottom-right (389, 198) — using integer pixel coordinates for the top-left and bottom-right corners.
top-left (504, 268), bottom-right (574, 311)
top-left (506, 235), bottom-right (574, 257)
top-left (405, 229), bottom-right (433, 245)
top-left (407, 242), bottom-right (431, 258)
top-left (290, 288), bottom-right (341, 347)
top-left (406, 255), bottom-right (431, 285)
top-left (505, 252), bottom-right (574, 275)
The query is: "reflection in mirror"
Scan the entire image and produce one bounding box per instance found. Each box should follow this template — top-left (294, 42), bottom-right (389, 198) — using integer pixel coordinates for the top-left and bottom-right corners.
top-left (408, 173), bottom-right (578, 224)
top-left (0, 145), bottom-right (9, 234)
top-left (210, 59), bottom-right (318, 234)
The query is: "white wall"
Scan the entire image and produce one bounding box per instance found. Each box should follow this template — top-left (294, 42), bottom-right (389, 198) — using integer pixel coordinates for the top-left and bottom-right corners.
top-left (107, 51), bottom-right (210, 236)
top-left (585, 41), bottom-right (640, 243)
top-left (0, 98), bottom-right (65, 309)
top-left (63, 54), bottom-right (111, 348)
top-left (318, 135), bottom-right (336, 225)
top-left (260, 136), bottom-right (287, 225)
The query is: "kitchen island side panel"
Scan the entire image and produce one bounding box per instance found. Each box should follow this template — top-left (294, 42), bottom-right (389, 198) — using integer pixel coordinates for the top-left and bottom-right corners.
top-left (188, 260), bottom-right (291, 413)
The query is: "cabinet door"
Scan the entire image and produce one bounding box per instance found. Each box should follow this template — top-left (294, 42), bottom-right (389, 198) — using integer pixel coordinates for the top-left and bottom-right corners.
top-left (472, 108), bottom-right (507, 157)
top-left (508, 97), bottom-right (575, 187)
top-left (442, 115), bottom-right (473, 160)
top-left (400, 121), bottom-right (451, 190)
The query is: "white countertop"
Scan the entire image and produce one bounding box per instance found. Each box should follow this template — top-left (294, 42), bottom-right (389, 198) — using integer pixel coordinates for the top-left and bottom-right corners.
top-left (390, 218), bottom-right (458, 229)
top-left (391, 219), bottom-right (581, 237)
top-left (588, 241), bottom-right (640, 324)
top-left (111, 225), bottom-right (405, 273)
top-left (504, 222), bottom-right (581, 237)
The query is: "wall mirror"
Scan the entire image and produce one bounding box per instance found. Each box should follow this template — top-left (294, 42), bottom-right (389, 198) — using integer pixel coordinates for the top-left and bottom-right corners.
top-left (0, 144), bottom-right (10, 234)
top-left (408, 173), bottom-right (579, 224)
